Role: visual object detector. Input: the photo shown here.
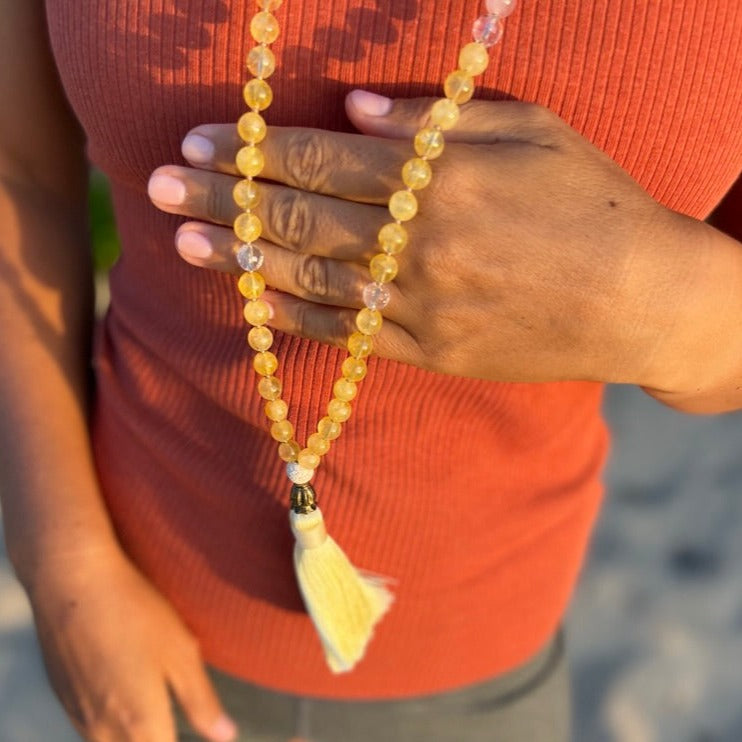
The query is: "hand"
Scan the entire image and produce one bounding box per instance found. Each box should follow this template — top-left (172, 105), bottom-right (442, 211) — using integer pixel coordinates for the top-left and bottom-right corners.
top-left (26, 548), bottom-right (237, 742)
top-left (149, 90), bottom-right (691, 387)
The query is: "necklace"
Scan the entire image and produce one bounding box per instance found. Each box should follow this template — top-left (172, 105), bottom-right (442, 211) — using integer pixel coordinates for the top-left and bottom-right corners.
top-left (233, 0), bottom-right (517, 673)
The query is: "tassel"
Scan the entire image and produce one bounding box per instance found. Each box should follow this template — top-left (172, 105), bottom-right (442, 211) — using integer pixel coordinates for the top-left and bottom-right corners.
top-left (289, 484), bottom-right (394, 673)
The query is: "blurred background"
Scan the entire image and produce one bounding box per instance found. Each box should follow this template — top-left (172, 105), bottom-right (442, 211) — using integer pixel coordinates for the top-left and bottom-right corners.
top-left (1, 174), bottom-right (741, 741)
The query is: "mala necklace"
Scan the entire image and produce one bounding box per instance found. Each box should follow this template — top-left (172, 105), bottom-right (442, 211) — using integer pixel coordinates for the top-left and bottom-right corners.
top-left (233, 0), bottom-right (517, 673)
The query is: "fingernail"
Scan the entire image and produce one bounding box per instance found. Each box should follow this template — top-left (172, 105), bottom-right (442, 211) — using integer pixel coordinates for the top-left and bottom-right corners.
top-left (348, 89), bottom-right (393, 116)
top-left (148, 173), bottom-right (186, 205)
top-left (209, 714), bottom-right (238, 742)
top-left (182, 133), bottom-right (215, 164)
top-left (176, 230), bottom-right (212, 260)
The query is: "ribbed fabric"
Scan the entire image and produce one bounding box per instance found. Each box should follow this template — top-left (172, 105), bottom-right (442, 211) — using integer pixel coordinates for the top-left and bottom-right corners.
top-left (45, 1), bottom-right (742, 698)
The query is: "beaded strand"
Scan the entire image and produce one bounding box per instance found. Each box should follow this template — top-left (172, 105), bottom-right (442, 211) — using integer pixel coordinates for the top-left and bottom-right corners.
top-left (234, 0), bottom-right (517, 484)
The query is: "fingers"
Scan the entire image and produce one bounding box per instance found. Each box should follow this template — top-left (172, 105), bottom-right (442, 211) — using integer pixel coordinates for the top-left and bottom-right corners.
top-left (174, 222), bottom-right (407, 318)
top-left (263, 289), bottom-right (420, 366)
top-left (182, 123), bottom-right (410, 204)
top-left (166, 641), bottom-right (237, 742)
top-left (149, 166), bottom-right (387, 262)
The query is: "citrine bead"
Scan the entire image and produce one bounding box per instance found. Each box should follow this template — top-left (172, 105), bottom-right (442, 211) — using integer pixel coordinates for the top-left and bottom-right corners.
top-left (278, 439), bottom-right (301, 462)
top-left (237, 111), bottom-right (267, 144)
top-left (459, 42), bottom-right (490, 76)
top-left (388, 190), bottom-right (418, 222)
top-left (297, 449), bottom-right (321, 470)
top-left (244, 79), bottom-right (273, 111)
top-left (265, 399), bottom-right (288, 421)
top-left (356, 308), bottom-right (383, 335)
top-left (253, 351), bottom-right (278, 376)
top-left (270, 419), bottom-right (294, 443)
top-left (334, 378), bottom-right (358, 401)
top-left (307, 433), bottom-right (331, 456)
top-left (236, 145), bottom-right (265, 177)
top-left (247, 45), bottom-right (276, 79)
top-left (370, 254), bottom-right (398, 283)
top-left (250, 12), bottom-right (280, 44)
top-left (341, 357), bottom-right (367, 383)
top-left (430, 98), bottom-right (460, 130)
top-left (248, 325), bottom-right (273, 351)
top-left (378, 222), bottom-right (408, 254)
top-left (258, 0), bottom-right (283, 9)
top-left (414, 128), bottom-right (445, 160)
top-left (258, 375), bottom-right (282, 400)
top-left (238, 271), bottom-right (266, 299)
top-left (243, 299), bottom-right (271, 326)
top-left (347, 331), bottom-right (373, 358)
top-left (234, 212), bottom-right (262, 242)
top-left (317, 416), bottom-right (342, 440)
top-left (327, 398), bottom-right (352, 423)
top-left (233, 179), bottom-right (261, 210)
top-left (402, 157), bottom-right (432, 190)
top-left (444, 70), bottom-right (475, 104)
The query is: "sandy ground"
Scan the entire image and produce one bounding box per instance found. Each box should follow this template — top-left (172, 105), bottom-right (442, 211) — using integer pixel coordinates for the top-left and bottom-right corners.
top-left (1, 384), bottom-right (741, 741)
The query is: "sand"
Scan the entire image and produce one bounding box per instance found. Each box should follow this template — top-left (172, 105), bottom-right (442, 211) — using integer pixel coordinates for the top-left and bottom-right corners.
top-left (2, 384), bottom-right (741, 741)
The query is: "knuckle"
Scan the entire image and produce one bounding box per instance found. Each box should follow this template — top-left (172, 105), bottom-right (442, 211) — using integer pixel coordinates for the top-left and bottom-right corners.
top-left (284, 130), bottom-right (330, 192)
top-left (294, 254), bottom-right (330, 299)
top-left (205, 180), bottom-right (231, 224)
top-left (269, 189), bottom-right (311, 250)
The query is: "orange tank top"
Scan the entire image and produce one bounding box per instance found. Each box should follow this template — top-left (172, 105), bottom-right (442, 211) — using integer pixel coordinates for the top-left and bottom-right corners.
top-left (45, 0), bottom-right (742, 698)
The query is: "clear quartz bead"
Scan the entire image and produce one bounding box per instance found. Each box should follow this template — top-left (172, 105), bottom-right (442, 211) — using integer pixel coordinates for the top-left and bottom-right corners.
top-left (486, 0), bottom-right (517, 17)
top-left (236, 243), bottom-right (264, 272)
top-left (363, 282), bottom-right (391, 310)
top-left (473, 15), bottom-right (504, 47)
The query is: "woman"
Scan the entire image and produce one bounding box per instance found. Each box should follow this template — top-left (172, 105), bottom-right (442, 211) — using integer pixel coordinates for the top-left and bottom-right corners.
top-left (1, 1), bottom-right (741, 740)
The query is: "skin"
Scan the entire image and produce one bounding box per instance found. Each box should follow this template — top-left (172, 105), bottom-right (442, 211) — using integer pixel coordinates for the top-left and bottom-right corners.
top-left (1, 2), bottom-right (740, 741)
top-left (150, 93), bottom-right (742, 413)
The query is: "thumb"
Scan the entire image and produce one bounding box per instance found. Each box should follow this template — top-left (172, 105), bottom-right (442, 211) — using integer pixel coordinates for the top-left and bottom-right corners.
top-left (168, 649), bottom-right (238, 742)
top-left (345, 89), bottom-right (559, 146)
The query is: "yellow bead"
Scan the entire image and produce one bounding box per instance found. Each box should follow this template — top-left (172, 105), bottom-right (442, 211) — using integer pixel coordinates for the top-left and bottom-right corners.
top-left (243, 299), bottom-right (271, 326)
top-left (297, 449), bottom-right (321, 470)
top-left (236, 145), bottom-right (265, 177)
top-left (347, 331), bottom-right (373, 358)
top-left (327, 398), bottom-right (352, 423)
top-left (402, 158), bottom-right (432, 190)
top-left (430, 98), bottom-right (460, 130)
top-left (247, 45), bottom-right (276, 79)
top-left (237, 111), bottom-right (267, 144)
top-left (265, 399), bottom-right (288, 421)
top-left (307, 433), bottom-right (331, 456)
top-left (244, 78), bottom-right (273, 111)
top-left (341, 357), bottom-right (367, 383)
top-left (356, 308), bottom-right (383, 335)
top-left (248, 325), bottom-right (273, 351)
top-left (238, 271), bottom-right (266, 299)
top-left (414, 127), bottom-right (445, 160)
top-left (444, 70), bottom-right (475, 104)
top-left (233, 179), bottom-right (261, 210)
top-left (378, 222), bottom-right (408, 255)
top-left (459, 42), bottom-right (490, 76)
top-left (370, 254), bottom-right (398, 283)
top-left (317, 416), bottom-right (342, 440)
top-left (334, 377), bottom-right (358, 401)
top-left (258, 375), bottom-right (282, 400)
top-left (270, 419), bottom-right (294, 443)
top-left (278, 439), bottom-right (301, 462)
top-left (234, 212), bottom-right (262, 243)
top-left (258, 0), bottom-right (283, 9)
top-left (253, 351), bottom-right (278, 376)
top-left (388, 190), bottom-right (418, 222)
top-left (250, 12), bottom-right (280, 44)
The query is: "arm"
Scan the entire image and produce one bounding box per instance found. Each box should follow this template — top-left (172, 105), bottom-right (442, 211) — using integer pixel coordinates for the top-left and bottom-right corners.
top-left (0, 3), bottom-right (235, 740)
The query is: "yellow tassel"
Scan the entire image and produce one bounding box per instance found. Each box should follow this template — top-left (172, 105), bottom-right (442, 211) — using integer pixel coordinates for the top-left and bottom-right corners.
top-left (290, 507), bottom-right (394, 673)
